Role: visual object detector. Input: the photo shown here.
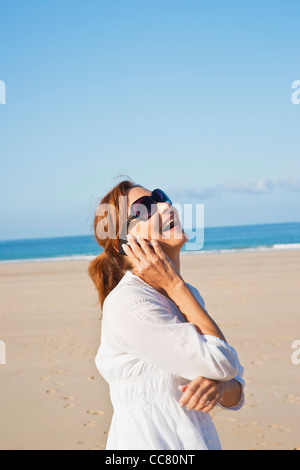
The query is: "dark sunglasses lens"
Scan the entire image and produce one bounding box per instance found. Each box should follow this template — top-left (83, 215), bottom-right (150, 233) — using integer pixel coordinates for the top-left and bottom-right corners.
top-left (152, 189), bottom-right (172, 205)
top-left (131, 198), bottom-right (156, 220)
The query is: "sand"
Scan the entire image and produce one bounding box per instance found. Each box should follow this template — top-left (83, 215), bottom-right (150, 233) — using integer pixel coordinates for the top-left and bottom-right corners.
top-left (0, 250), bottom-right (299, 450)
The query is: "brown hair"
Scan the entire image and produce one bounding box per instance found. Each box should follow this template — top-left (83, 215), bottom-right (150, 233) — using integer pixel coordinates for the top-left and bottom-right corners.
top-left (88, 178), bottom-right (141, 310)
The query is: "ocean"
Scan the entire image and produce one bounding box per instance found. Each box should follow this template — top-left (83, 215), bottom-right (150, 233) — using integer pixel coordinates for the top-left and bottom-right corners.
top-left (0, 222), bottom-right (299, 264)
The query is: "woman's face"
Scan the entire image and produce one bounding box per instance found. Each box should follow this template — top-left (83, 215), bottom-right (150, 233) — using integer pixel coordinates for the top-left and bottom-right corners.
top-left (126, 186), bottom-right (188, 250)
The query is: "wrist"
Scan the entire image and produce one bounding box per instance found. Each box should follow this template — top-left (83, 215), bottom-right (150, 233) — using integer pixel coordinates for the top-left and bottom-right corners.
top-left (166, 276), bottom-right (186, 298)
top-left (218, 381), bottom-right (229, 406)
top-left (218, 379), bottom-right (242, 407)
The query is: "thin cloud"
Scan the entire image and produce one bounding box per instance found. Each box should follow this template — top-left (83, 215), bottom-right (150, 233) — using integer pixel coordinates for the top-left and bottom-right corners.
top-left (168, 177), bottom-right (300, 201)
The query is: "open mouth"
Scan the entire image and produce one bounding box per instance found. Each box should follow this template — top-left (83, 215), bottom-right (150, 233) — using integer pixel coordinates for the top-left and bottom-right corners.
top-left (161, 213), bottom-right (179, 232)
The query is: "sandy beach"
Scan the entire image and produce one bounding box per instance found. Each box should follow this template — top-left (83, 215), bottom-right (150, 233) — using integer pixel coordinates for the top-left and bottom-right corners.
top-left (0, 250), bottom-right (299, 450)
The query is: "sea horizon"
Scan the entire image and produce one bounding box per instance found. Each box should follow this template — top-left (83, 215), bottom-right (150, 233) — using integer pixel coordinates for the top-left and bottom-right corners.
top-left (0, 221), bottom-right (300, 264)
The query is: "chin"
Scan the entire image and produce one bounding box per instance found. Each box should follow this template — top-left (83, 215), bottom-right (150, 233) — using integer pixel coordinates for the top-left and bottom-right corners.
top-left (160, 228), bottom-right (188, 248)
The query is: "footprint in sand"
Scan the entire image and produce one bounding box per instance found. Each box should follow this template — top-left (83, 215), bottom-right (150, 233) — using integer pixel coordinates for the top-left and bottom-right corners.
top-left (270, 386), bottom-right (289, 391)
top-left (84, 421), bottom-right (97, 427)
top-left (46, 389), bottom-right (58, 394)
top-left (61, 396), bottom-right (75, 401)
top-left (53, 381), bottom-right (64, 387)
top-left (284, 394), bottom-right (300, 404)
top-left (268, 424), bottom-right (292, 432)
top-left (86, 410), bottom-right (105, 416)
top-left (64, 403), bottom-right (75, 410)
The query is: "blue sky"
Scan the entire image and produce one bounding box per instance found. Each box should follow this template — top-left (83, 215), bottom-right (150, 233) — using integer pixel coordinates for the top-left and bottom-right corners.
top-left (0, 0), bottom-right (299, 240)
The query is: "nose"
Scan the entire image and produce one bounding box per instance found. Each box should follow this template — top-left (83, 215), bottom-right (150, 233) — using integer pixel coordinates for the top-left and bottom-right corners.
top-left (157, 202), bottom-right (175, 222)
top-left (157, 201), bottom-right (172, 214)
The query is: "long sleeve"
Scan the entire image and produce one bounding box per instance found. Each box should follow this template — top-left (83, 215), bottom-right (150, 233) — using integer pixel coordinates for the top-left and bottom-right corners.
top-left (104, 283), bottom-right (243, 382)
top-left (187, 284), bottom-right (245, 409)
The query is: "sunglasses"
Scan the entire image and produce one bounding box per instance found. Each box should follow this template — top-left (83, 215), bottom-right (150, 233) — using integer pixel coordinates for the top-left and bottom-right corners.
top-left (126, 188), bottom-right (172, 227)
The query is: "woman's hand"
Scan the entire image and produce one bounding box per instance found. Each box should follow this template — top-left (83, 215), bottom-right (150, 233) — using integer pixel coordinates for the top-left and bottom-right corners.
top-left (178, 377), bottom-right (225, 412)
top-left (123, 235), bottom-right (183, 295)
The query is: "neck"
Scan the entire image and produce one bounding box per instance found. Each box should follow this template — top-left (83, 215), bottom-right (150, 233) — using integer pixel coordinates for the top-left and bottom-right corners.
top-left (157, 245), bottom-right (181, 301)
top-left (160, 244), bottom-right (181, 273)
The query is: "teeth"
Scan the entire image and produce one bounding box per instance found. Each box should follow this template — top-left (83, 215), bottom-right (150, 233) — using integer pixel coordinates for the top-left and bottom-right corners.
top-left (162, 217), bottom-right (175, 231)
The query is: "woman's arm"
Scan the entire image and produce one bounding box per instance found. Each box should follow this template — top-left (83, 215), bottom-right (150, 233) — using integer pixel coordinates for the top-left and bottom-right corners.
top-left (178, 377), bottom-right (243, 412)
top-left (125, 237), bottom-right (228, 341)
top-left (166, 280), bottom-right (227, 342)
top-left (219, 378), bottom-right (243, 408)
top-left (122, 236), bottom-right (241, 382)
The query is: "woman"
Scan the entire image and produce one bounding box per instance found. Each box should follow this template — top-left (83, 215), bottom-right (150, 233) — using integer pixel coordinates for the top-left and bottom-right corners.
top-left (88, 179), bottom-right (245, 450)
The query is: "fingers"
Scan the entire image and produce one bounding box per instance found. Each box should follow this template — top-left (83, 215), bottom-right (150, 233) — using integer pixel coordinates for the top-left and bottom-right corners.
top-left (196, 396), bottom-right (219, 413)
top-left (150, 239), bottom-right (167, 260)
top-left (136, 236), bottom-right (156, 258)
top-left (178, 379), bottom-right (200, 408)
top-left (127, 235), bottom-right (159, 261)
top-left (122, 239), bottom-right (141, 265)
top-left (126, 236), bottom-right (165, 262)
top-left (126, 234), bottom-right (145, 260)
top-left (178, 378), bottom-right (221, 413)
top-left (185, 386), bottom-right (209, 410)
top-left (192, 390), bottom-right (220, 412)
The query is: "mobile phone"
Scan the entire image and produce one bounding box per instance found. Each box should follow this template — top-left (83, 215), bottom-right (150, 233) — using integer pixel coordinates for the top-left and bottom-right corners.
top-left (118, 237), bottom-right (154, 256)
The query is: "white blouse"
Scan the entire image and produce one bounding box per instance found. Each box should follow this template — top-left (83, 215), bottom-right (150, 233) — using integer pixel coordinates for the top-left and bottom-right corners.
top-left (95, 270), bottom-right (245, 450)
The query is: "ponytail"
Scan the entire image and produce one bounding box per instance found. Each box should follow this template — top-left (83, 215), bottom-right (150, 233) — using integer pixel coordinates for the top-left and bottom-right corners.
top-left (88, 250), bottom-right (129, 311)
top-left (88, 179), bottom-right (140, 313)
